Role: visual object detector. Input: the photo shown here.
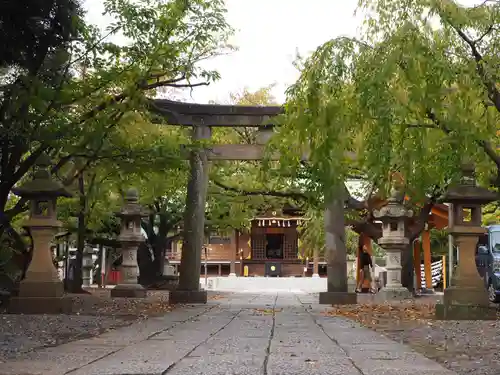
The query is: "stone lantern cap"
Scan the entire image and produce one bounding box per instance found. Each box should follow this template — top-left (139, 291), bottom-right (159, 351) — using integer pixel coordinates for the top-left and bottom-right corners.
top-left (442, 164), bottom-right (497, 205)
top-left (373, 187), bottom-right (414, 221)
top-left (12, 153), bottom-right (72, 199)
top-left (116, 188), bottom-right (150, 218)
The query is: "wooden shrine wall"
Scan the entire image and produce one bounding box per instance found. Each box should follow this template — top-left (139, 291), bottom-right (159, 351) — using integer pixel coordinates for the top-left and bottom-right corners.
top-left (283, 227), bottom-right (298, 259)
top-left (250, 224), bottom-right (299, 260)
top-left (251, 227), bottom-right (266, 260)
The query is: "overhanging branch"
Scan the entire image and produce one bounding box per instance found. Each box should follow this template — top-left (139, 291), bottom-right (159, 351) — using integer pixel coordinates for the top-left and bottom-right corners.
top-left (450, 23), bottom-right (500, 112)
top-left (211, 179), bottom-right (309, 201)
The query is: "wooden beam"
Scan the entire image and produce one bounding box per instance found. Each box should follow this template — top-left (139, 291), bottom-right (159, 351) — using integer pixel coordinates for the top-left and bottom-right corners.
top-left (181, 144), bottom-right (357, 161)
top-left (151, 99), bottom-right (283, 127)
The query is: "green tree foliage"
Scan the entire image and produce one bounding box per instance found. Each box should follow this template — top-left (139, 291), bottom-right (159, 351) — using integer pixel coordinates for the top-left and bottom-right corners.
top-left (0, 0), bottom-right (233, 291)
top-left (278, 0), bottom-right (500, 202)
top-left (0, 0), bottom-right (84, 70)
top-left (299, 209), bottom-right (360, 259)
top-left (0, 0), bottom-right (232, 228)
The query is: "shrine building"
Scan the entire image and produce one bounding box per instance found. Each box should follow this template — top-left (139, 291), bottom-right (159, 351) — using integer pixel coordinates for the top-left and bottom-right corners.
top-left (167, 208), bottom-right (327, 277)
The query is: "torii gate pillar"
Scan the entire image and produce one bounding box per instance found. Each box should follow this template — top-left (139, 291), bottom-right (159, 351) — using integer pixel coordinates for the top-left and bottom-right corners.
top-left (169, 125), bottom-right (211, 304)
top-left (319, 196), bottom-right (357, 305)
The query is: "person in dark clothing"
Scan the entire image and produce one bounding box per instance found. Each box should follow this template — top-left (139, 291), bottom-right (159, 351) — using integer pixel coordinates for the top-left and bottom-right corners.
top-left (356, 246), bottom-right (374, 293)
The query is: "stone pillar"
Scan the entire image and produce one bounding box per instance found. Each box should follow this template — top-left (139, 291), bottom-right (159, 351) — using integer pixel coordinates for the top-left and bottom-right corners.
top-left (319, 196), bottom-right (357, 304)
top-left (229, 229), bottom-right (237, 277)
top-left (374, 187), bottom-right (413, 301)
top-left (435, 164), bottom-right (497, 320)
top-left (170, 125), bottom-right (210, 304)
top-left (9, 153), bottom-right (73, 314)
top-left (111, 188), bottom-right (149, 298)
top-left (82, 244), bottom-right (93, 287)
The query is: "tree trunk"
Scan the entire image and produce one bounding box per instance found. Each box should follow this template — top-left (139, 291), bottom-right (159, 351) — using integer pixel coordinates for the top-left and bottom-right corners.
top-left (152, 213), bottom-right (169, 277)
top-left (70, 174), bottom-right (86, 293)
top-left (0, 194), bottom-right (27, 254)
top-left (137, 242), bottom-right (154, 285)
top-left (401, 243), bottom-right (414, 291)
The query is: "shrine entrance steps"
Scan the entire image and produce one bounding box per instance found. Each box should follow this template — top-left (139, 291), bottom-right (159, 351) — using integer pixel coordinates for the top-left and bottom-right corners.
top-left (0, 292), bottom-right (456, 375)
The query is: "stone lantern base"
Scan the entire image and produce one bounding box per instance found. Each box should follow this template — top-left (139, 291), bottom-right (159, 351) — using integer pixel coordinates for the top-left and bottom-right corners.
top-left (169, 289), bottom-right (207, 304)
top-left (435, 303), bottom-right (496, 320)
top-left (318, 291), bottom-right (357, 305)
top-left (8, 279), bottom-right (73, 314)
top-left (435, 286), bottom-right (496, 320)
top-left (9, 296), bottom-right (73, 314)
top-left (110, 284), bottom-right (147, 298)
top-left (376, 287), bottom-right (412, 302)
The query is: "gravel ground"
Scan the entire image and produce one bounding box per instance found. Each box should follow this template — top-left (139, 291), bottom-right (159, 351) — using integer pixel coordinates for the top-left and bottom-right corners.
top-left (328, 296), bottom-right (500, 375)
top-left (383, 319), bottom-right (500, 375)
top-left (0, 289), bottom-right (173, 361)
top-left (0, 289), bottom-right (223, 362)
top-left (0, 313), bottom-right (134, 360)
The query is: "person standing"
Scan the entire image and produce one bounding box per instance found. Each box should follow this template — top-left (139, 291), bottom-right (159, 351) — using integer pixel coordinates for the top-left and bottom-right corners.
top-left (356, 246), bottom-right (374, 293)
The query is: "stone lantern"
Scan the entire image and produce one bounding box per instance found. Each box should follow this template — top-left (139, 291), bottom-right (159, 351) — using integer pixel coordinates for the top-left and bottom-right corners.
top-left (111, 188), bottom-right (149, 298)
top-left (436, 164), bottom-right (497, 319)
top-left (9, 153), bottom-right (72, 314)
top-left (373, 186), bottom-right (413, 300)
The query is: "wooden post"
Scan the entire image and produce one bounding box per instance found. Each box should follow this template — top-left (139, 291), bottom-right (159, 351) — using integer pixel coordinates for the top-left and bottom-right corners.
top-left (218, 263), bottom-right (222, 276)
top-left (319, 195), bottom-right (356, 304)
top-left (413, 240), bottom-right (422, 290)
top-left (422, 229), bottom-right (433, 291)
top-left (229, 229), bottom-right (237, 276)
top-left (174, 126), bottom-right (211, 303)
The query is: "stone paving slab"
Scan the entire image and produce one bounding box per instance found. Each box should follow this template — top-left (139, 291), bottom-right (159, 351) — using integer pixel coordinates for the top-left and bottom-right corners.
top-left (0, 291), bottom-right (457, 375)
top-left (0, 305), bottom-right (214, 375)
top-left (267, 356), bottom-right (361, 375)
top-left (191, 336), bottom-right (268, 356)
top-left (166, 354), bottom-right (265, 375)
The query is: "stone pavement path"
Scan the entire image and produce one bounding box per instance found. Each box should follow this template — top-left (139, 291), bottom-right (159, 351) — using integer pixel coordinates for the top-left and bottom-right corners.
top-left (0, 292), bottom-right (456, 375)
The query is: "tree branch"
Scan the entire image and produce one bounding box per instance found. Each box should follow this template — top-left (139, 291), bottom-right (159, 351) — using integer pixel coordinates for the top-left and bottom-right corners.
top-left (474, 24), bottom-right (495, 44)
top-left (211, 179), bottom-right (309, 201)
top-left (451, 25), bottom-right (500, 112)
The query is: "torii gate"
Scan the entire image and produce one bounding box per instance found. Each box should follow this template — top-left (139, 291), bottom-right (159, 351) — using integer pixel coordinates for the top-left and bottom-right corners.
top-left (151, 99), bottom-right (356, 304)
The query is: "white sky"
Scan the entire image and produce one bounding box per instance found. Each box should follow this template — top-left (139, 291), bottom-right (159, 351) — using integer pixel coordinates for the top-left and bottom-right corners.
top-left (83, 0), bottom-right (481, 104)
top-left (83, 0), bottom-right (363, 104)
